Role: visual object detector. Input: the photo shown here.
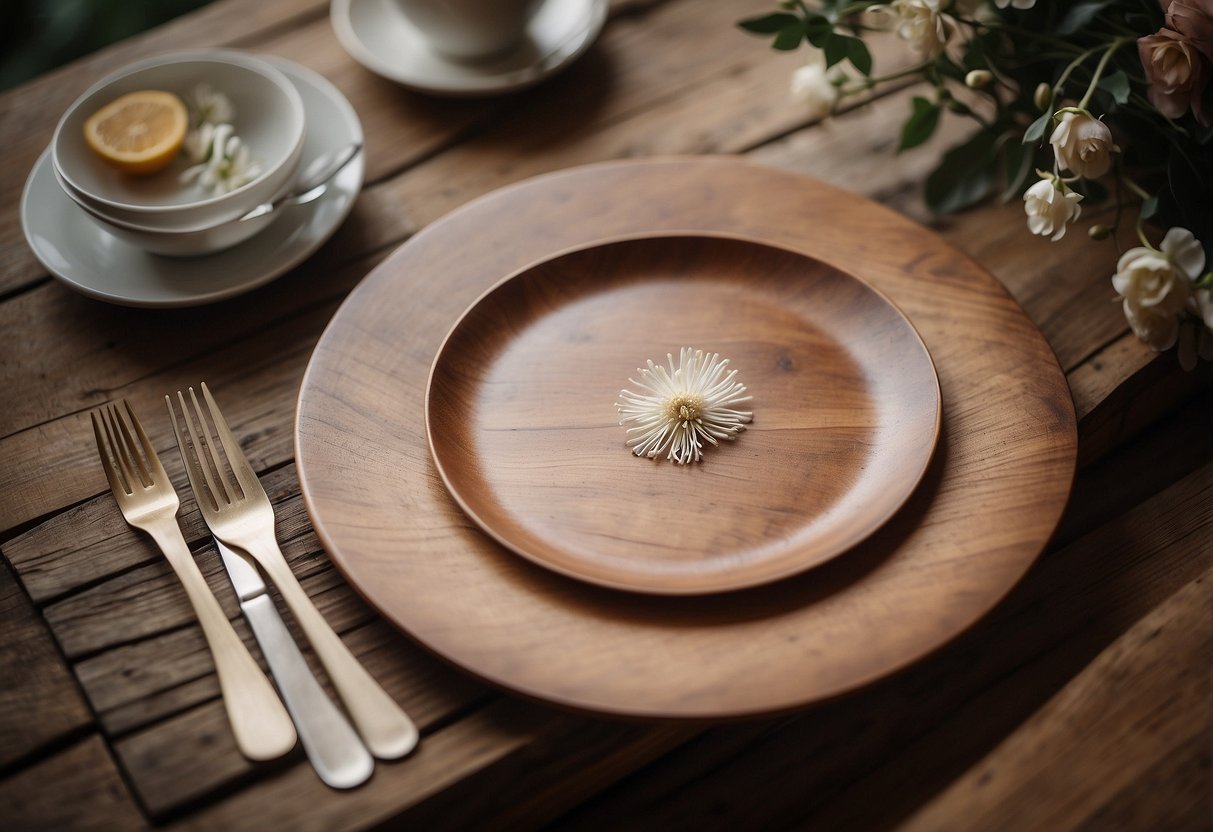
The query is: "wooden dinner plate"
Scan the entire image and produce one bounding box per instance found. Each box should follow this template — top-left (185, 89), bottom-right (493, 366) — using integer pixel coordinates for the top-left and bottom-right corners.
top-left (295, 157), bottom-right (1077, 719)
top-left (425, 235), bottom-right (940, 594)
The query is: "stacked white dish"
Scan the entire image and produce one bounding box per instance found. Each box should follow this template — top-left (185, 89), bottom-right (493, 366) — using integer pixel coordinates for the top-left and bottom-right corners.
top-left (50, 51), bottom-right (306, 257)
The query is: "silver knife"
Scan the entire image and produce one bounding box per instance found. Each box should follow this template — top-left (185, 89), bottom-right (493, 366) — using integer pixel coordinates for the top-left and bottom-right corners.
top-left (214, 537), bottom-right (374, 788)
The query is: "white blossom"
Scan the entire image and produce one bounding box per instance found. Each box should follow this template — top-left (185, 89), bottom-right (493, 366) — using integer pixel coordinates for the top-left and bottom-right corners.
top-left (185, 83), bottom-right (234, 128)
top-left (616, 348), bottom-right (753, 464)
top-left (179, 123), bottom-right (263, 196)
top-left (1049, 110), bottom-right (1117, 179)
top-left (891, 0), bottom-right (954, 57)
top-left (790, 59), bottom-right (841, 120)
top-left (1190, 287), bottom-right (1213, 330)
top-left (1023, 175), bottom-right (1082, 241)
top-left (181, 121), bottom-right (216, 164)
top-left (1112, 227), bottom-right (1204, 351)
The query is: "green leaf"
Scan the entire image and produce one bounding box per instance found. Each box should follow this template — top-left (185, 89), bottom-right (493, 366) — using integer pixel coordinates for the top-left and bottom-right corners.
top-left (898, 97), bottom-right (940, 152)
top-left (804, 14), bottom-right (832, 48)
top-left (1098, 70), bottom-right (1130, 105)
top-left (822, 33), bottom-right (847, 68)
top-left (772, 22), bottom-right (804, 51)
top-left (845, 36), bottom-right (872, 76)
top-left (738, 12), bottom-right (799, 34)
top-left (1057, 1), bottom-right (1113, 35)
top-left (925, 131), bottom-right (1000, 214)
top-left (1023, 110), bottom-right (1052, 144)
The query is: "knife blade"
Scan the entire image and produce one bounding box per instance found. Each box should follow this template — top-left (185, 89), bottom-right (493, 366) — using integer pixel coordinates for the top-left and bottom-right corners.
top-left (215, 537), bottom-right (373, 789)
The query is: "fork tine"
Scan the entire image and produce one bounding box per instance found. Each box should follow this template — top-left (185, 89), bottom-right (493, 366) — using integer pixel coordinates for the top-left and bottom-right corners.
top-left (200, 382), bottom-right (261, 496)
top-left (125, 399), bottom-right (167, 484)
top-left (187, 387), bottom-right (241, 503)
top-left (101, 406), bottom-right (135, 494)
top-left (92, 411), bottom-right (129, 497)
top-left (174, 390), bottom-right (227, 511)
top-left (167, 394), bottom-right (211, 511)
top-left (113, 402), bottom-right (151, 487)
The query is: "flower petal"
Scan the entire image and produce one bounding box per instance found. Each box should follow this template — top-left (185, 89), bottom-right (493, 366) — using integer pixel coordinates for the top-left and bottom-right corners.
top-left (1159, 226), bottom-right (1206, 278)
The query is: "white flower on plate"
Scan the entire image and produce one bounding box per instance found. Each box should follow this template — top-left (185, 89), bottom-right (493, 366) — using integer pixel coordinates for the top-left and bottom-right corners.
top-left (890, 0), bottom-right (953, 58)
top-left (1049, 110), bottom-right (1117, 179)
top-left (790, 56), bottom-right (842, 120)
top-left (616, 347), bottom-right (754, 464)
top-left (179, 123), bottom-right (264, 196)
top-left (1023, 174), bottom-right (1082, 241)
top-left (1112, 227), bottom-right (1204, 351)
top-left (186, 82), bottom-right (235, 128)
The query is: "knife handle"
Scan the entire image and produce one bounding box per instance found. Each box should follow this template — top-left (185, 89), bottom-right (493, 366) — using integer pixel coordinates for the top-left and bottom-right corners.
top-left (249, 529), bottom-right (419, 760)
top-left (241, 594), bottom-right (374, 788)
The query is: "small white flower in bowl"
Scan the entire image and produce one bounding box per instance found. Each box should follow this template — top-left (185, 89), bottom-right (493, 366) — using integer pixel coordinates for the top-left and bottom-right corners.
top-left (180, 123), bottom-right (264, 196)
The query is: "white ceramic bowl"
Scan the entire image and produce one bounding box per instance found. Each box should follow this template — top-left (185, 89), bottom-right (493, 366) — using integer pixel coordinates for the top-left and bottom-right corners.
top-left (66, 174), bottom-right (292, 257)
top-left (52, 50), bottom-right (305, 230)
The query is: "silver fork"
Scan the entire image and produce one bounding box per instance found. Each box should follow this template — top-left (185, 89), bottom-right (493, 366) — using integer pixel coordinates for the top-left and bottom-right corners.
top-left (91, 401), bottom-right (297, 761)
top-left (166, 384), bottom-right (418, 760)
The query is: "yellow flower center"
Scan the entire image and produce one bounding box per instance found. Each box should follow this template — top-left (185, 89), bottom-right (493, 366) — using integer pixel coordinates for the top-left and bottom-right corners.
top-left (665, 393), bottom-right (704, 422)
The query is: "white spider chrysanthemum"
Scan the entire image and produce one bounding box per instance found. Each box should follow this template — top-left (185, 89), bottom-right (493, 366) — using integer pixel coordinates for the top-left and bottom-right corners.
top-left (616, 347), bottom-right (754, 464)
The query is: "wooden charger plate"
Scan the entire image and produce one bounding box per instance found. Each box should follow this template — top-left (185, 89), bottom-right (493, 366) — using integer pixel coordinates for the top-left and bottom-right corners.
top-left (296, 158), bottom-right (1077, 719)
top-left (425, 235), bottom-right (941, 594)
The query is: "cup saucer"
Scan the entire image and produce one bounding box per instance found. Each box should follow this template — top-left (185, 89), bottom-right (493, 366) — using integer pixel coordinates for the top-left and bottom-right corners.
top-left (331, 0), bottom-right (607, 97)
top-left (20, 57), bottom-right (364, 309)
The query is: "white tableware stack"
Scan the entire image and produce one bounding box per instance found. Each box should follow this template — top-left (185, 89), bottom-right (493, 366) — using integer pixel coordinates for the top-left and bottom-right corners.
top-left (50, 51), bottom-right (306, 257)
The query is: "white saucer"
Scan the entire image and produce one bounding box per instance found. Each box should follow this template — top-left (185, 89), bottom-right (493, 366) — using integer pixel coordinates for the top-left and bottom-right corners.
top-left (331, 0), bottom-right (607, 97)
top-left (20, 57), bottom-right (364, 308)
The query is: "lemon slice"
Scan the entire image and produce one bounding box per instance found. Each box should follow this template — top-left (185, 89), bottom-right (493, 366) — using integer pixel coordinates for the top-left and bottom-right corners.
top-left (83, 90), bottom-right (188, 176)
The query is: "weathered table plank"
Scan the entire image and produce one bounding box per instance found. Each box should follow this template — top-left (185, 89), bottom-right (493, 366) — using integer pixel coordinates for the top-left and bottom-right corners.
top-left (0, 734), bottom-right (147, 831)
top-left (900, 573), bottom-right (1211, 832)
top-left (114, 615), bottom-right (488, 815)
top-left (0, 560), bottom-right (92, 771)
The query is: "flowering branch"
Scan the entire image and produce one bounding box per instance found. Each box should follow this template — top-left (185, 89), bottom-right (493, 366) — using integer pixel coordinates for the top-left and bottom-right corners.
top-left (739, 0), bottom-right (1213, 366)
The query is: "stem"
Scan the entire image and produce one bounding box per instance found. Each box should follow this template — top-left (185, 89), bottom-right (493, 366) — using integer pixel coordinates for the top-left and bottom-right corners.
top-left (1078, 38), bottom-right (1131, 110)
top-left (1055, 46), bottom-right (1102, 99)
top-left (1121, 177), bottom-right (1151, 200)
top-left (1110, 167), bottom-right (1125, 255)
top-left (1135, 217), bottom-right (1152, 249)
top-left (839, 60), bottom-right (935, 94)
top-left (970, 20), bottom-right (1085, 52)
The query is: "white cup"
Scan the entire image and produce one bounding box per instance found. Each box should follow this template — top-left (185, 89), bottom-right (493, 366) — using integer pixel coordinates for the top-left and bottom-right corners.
top-left (393, 0), bottom-right (545, 60)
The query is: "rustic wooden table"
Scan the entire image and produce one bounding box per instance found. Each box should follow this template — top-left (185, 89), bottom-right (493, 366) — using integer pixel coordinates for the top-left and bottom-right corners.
top-left (1, 1), bottom-right (1210, 829)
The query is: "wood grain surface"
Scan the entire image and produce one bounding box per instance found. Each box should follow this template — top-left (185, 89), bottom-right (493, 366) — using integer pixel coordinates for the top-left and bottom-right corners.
top-left (426, 234), bottom-right (940, 593)
top-left (1, 0), bottom-right (1208, 827)
top-left (295, 157), bottom-right (1077, 719)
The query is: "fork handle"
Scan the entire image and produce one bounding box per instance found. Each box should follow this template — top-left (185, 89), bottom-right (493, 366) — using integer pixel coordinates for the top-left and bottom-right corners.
top-left (248, 532), bottom-right (418, 760)
top-left (146, 524), bottom-right (297, 761)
